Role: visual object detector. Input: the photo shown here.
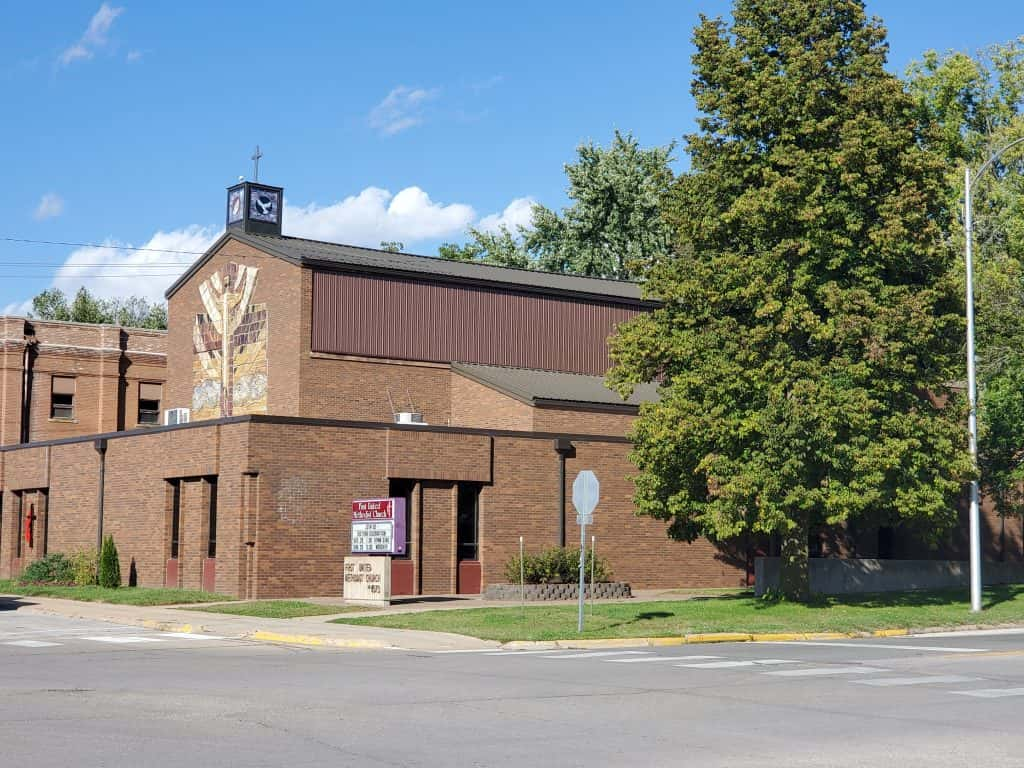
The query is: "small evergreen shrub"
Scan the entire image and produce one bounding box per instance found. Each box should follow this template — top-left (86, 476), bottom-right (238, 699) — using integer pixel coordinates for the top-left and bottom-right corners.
top-left (503, 546), bottom-right (612, 584)
top-left (98, 536), bottom-right (121, 589)
top-left (19, 553), bottom-right (74, 584)
top-left (70, 548), bottom-right (99, 586)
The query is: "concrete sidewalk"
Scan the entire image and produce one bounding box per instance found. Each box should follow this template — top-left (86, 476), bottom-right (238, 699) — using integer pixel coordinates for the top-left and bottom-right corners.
top-left (5, 594), bottom-right (499, 652)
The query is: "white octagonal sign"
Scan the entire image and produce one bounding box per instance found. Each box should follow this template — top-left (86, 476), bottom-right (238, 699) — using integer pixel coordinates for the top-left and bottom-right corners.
top-left (572, 470), bottom-right (599, 519)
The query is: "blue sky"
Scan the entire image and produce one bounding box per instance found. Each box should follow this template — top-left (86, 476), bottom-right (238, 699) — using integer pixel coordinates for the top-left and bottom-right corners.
top-left (1, 0), bottom-right (1021, 313)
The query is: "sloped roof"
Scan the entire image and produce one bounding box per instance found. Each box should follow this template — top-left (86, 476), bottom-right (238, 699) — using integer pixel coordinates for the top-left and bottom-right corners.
top-left (166, 231), bottom-right (650, 304)
top-left (452, 362), bottom-right (659, 410)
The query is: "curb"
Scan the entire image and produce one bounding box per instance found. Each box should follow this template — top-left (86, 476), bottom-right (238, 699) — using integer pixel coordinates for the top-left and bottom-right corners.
top-left (249, 630), bottom-right (395, 650)
top-left (502, 627), bottom-right (911, 650)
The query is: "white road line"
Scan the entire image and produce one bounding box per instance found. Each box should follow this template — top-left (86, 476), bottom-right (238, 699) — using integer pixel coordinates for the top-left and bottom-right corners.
top-left (3, 640), bottom-right (61, 648)
top-left (855, 675), bottom-right (980, 687)
top-left (483, 650), bottom-right (575, 656)
top-left (83, 636), bottom-right (165, 644)
top-left (541, 651), bottom-right (652, 659)
top-left (951, 688), bottom-right (1024, 699)
top-left (607, 655), bottom-right (721, 663)
top-left (771, 641), bottom-right (988, 653)
top-left (677, 660), bottom-right (756, 669)
top-left (912, 628), bottom-right (1024, 639)
top-left (432, 648), bottom-right (511, 654)
top-left (158, 633), bottom-right (227, 640)
top-left (764, 666), bottom-right (888, 677)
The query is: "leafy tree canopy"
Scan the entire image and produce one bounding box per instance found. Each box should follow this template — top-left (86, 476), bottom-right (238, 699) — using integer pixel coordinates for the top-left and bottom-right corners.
top-left (30, 287), bottom-right (167, 330)
top-left (439, 131), bottom-right (674, 280)
top-left (906, 38), bottom-right (1024, 517)
top-left (609, 0), bottom-right (972, 599)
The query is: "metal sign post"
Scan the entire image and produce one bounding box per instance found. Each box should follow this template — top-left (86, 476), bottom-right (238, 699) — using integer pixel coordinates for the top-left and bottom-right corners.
top-left (572, 471), bottom-right (599, 633)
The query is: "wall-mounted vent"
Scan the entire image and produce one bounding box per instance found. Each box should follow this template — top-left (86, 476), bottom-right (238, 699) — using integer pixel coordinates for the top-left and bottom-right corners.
top-left (164, 408), bottom-right (191, 426)
top-left (394, 411), bottom-right (426, 426)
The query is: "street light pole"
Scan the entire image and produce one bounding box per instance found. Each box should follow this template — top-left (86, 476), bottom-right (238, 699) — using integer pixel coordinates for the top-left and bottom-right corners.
top-left (962, 136), bottom-right (1024, 613)
top-left (964, 166), bottom-right (982, 614)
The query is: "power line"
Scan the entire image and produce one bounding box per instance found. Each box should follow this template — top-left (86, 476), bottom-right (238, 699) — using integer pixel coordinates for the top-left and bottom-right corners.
top-left (0, 236), bottom-right (209, 255)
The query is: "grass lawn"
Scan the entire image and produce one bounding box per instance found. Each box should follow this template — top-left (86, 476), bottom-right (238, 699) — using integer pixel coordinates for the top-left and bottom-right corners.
top-left (0, 580), bottom-right (234, 606)
top-left (331, 585), bottom-right (1024, 642)
top-left (184, 600), bottom-right (370, 619)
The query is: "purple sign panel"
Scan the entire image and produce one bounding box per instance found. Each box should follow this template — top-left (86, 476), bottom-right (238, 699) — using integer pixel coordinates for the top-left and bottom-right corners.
top-left (351, 498), bottom-right (407, 555)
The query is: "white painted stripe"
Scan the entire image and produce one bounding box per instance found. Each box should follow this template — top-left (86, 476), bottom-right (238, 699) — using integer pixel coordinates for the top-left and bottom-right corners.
top-left (432, 648), bottom-right (513, 654)
top-left (748, 659), bottom-right (802, 665)
top-left (765, 666), bottom-right (888, 677)
top-left (541, 651), bottom-right (652, 659)
top-left (607, 655), bottom-right (721, 663)
top-left (951, 688), bottom-right (1024, 699)
top-left (158, 633), bottom-right (227, 640)
top-left (677, 660), bottom-right (755, 669)
top-left (3, 640), bottom-right (61, 648)
top-left (484, 650), bottom-right (574, 656)
top-left (855, 675), bottom-right (979, 687)
top-left (771, 641), bottom-right (987, 653)
top-left (83, 636), bottom-right (164, 644)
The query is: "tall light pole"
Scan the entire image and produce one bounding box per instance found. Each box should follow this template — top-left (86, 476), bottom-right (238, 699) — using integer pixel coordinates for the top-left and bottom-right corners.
top-left (963, 136), bottom-right (1024, 613)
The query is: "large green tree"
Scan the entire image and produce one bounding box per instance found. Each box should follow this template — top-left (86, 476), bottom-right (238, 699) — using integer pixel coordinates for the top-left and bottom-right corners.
top-left (609, 0), bottom-right (972, 599)
top-left (30, 287), bottom-right (167, 330)
top-left (439, 131), bottom-right (674, 280)
top-left (906, 39), bottom-right (1024, 518)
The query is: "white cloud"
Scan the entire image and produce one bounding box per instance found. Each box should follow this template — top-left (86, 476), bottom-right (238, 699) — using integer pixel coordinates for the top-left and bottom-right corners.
top-left (477, 197), bottom-right (536, 234)
top-left (284, 186), bottom-right (475, 245)
top-left (33, 193), bottom-right (64, 221)
top-left (368, 86), bottom-right (439, 135)
top-left (126, 49), bottom-right (143, 62)
top-left (58, 3), bottom-right (124, 67)
top-left (2, 298), bottom-right (34, 317)
top-left (52, 225), bottom-right (219, 304)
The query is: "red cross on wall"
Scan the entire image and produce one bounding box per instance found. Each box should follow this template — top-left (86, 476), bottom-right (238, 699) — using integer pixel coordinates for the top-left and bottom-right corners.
top-left (24, 504), bottom-right (36, 548)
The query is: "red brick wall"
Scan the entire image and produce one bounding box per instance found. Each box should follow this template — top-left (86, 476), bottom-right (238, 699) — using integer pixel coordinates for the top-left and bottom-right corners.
top-left (450, 373), bottom-right (533, 431)
top-left (532, 406), bottom-right (636, 438)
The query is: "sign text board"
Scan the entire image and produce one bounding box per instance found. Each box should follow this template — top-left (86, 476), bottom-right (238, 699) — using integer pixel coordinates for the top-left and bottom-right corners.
top-left (351, 497), bottom-right (406, 555)
top-left (343, 556), bottom-right (391, 607)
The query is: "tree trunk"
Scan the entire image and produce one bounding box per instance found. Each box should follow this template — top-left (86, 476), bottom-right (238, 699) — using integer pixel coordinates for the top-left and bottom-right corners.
top-left (779, 513), bottom-right (810, 601)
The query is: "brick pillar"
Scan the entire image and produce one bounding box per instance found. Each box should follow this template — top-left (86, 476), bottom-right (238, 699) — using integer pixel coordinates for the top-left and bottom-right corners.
top-left (179, 478), bottom-right (210, 590)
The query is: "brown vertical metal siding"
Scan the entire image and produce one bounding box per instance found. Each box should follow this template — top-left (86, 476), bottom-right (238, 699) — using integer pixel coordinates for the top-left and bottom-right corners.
top-left (311, 271), bottom-right (639, 375)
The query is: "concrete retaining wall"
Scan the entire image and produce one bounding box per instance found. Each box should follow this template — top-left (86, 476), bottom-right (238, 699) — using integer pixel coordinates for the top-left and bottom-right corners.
top-left (484, 582), bottom-right (632, 601)
top-left (755, 557), bottom-right (1024, 596)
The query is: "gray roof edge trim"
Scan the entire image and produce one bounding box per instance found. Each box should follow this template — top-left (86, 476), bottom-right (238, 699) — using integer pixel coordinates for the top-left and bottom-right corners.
top-left (532, 398), bottom-right (640, 413)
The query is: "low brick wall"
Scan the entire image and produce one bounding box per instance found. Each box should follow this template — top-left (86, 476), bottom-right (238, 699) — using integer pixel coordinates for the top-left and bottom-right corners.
top-left (484, 582), bottom-right (631, 601)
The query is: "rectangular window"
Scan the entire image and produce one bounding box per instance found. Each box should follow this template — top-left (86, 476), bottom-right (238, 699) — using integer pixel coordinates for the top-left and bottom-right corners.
top-left (138, 382), bottom-right (162, 425)
top-left (14, 492), bottom-right (23, 559)
top-left (457, 483), bottom-right (480, 562)
top-left (207, 478), bottom-right (218, 558)
top-left (169, 480), bottom-right (181, 559)
top-left (50, 376), bottom-right (75, 420)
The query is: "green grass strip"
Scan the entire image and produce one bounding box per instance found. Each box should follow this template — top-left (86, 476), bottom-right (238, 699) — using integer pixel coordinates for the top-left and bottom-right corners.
top-left (331, 585), bottom-right (1024, 642)
top-left (0, 580), bottom-right (234, 606)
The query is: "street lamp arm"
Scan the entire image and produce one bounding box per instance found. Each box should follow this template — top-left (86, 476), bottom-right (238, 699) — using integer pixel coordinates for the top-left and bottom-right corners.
top-left (973, 136), bottom-right (1024, 185)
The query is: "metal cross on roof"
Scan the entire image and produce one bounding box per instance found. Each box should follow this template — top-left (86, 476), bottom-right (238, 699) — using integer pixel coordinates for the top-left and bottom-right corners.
top-left (251, 145), bottom-right (263, 181)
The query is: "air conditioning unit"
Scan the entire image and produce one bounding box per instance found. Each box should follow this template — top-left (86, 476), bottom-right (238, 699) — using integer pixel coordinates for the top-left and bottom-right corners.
top-left (394, 411), bottom-right (426, 426)
top-left (164, 408), bottom-right (191, 426)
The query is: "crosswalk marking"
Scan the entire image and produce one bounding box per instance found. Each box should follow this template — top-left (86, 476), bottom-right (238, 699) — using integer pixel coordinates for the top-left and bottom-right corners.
top-left (950, 687), bottom-right (1024, 699)
top-left (158, 633), bottom-right (227, 640)
top-left (772, 641), bottom-right (988, 654)
top-left (484, 650), bottom-right (573, 656)
top-left (854, 675), bottom-right (979, 687)
top-left (764, 666), bottom-right (887, 677)
top-left (541, 650), bottom-right (651, 659)
top-left (4, 640), bottom-right (61, 648)
top-left (607, 655), bottom-right (721, 663)
top-left (676, 659), bottom-right (802, 669)
top-left (83, 636), bottom-right (165, 644)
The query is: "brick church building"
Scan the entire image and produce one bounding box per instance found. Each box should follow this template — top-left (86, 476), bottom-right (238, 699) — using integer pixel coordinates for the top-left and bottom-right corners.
top-left (0, 181), bottom-right (1018, 597)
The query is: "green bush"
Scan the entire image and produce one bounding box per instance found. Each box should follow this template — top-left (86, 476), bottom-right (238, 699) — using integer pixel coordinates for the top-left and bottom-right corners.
top-left (503, 546), bottom-right (612, 584)
top-left (69, 548), bottom-right (98, 586)
top-left (19, 553), bottom-right (74, 585)
top-left (98, 536), bottom-right (121, 589)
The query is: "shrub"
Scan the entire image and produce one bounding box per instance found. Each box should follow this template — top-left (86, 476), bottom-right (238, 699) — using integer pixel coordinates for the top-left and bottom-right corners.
top-left (19, 553), bottom-right (74, 585)
top-left (98, 536), bottom-right (121, 589)
top-left (503, 546), bottom-right (612, 584)
top-left (69, 548), bottom-right (98, 586)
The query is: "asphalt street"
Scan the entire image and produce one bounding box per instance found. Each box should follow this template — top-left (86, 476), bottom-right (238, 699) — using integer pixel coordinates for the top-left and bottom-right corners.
top-left (4, 607), bottom-right (1024, 767)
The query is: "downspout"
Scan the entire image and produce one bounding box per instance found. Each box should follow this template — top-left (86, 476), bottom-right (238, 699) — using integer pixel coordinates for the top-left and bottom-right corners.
top-left (554, 439), bottom-right (576, 548)
top-left (94, 438), bottom-right (108, 551)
